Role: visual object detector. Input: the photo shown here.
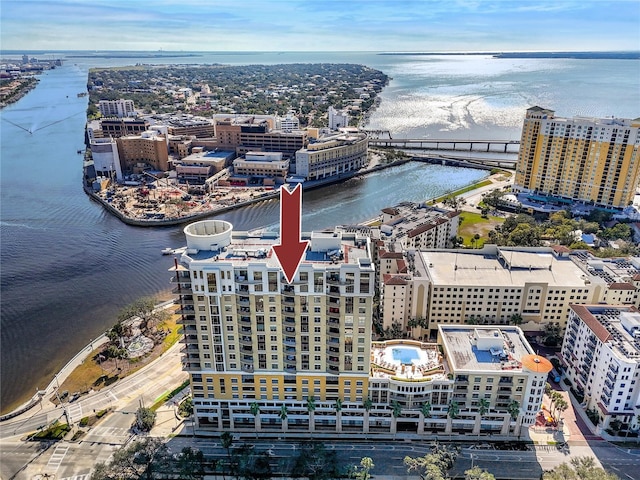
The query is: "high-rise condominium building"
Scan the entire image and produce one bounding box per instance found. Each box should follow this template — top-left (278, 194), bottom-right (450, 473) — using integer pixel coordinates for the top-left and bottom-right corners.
top-left (98, 99), bottom-right (135, 118)
top-left (171, 220), bottom-right (375, 432)
top-left (171, 221), bottom-right (545, 437)
top-left (514, 107), bottom-right (640, 209)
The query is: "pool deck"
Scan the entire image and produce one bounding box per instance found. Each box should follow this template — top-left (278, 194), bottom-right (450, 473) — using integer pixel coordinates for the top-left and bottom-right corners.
top-left (370, 340), bottom-right (447, 381)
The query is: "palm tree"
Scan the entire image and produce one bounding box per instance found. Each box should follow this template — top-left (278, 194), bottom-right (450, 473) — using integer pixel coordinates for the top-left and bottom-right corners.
top-left (279, 404), bottom-right (289, 432)
top-left (306, 395), bottom-right (316, 432)
top-left (391, 400), bottom-right (402, 435)
top-left (419, 401), bottom-right (431, 435)
top-left (220, 431), bottom-right (233, 480)
top-left (477, 398), bottom-right (490, 438)
top-left (507, 400), bottom-right (520, 436)
top-left (334, 398), bottom-right (343, 432)
top-left (362, 397), bottom-right (373, 433)
top-left (447, 400), bottom-right (459, 438)
top-left (509, 313), bottom-right (523, 326)
top-left (250, 401), bottom-right (261, 432)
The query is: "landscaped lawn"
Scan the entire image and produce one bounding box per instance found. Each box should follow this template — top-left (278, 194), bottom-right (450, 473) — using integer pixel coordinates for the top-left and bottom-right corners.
top-left (55, 313), bottom-right (180, 402)
top-left (458, 211), bottom-right (505, 248)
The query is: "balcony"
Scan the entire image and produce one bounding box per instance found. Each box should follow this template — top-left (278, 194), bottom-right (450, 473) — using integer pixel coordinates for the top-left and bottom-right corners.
top-left (328, 356), bottom-right (340, 366)
top-left (242, 364), bottom-right (254, 373)
top-left (284, 327), bottom-right (296, 334)
top-left (180, 344), bottom-right (199, 354)
top-left (174, 306), bottom-right (195, 315)
top-left (177, 315), bottom-right (196, 325)
top-left (183, 362), bottom-right (201, 372)
top-left (284, 337), bottom-right (296, 346)
top-left (242, 355), bottom-right (254, 363)
top-left (606, 372), bottom-right (617, 383)
top-left (239, 336), bottom-right (252, 346)
top-left (284, 364), bottom-right (296, 373)
top-left (239, 316), bottom-right (251, 324)
top-left (604, 379), bottom-right (614, 390)
top-left (240, 327), bottom-right (252, 334)
top-left (283, 296), bottom-right (295, 304)
top-left (326, 276), bottom-right (343, 285)
top-left (282, 285), bottom-right (295, 293)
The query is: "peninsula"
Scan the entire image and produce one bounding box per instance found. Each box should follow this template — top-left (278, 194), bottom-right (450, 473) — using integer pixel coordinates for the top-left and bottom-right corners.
top-left (82, 63), bottom-right (389, 225)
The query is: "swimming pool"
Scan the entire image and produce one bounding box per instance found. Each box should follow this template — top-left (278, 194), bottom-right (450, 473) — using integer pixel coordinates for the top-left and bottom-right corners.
top-left (391, 347), bottom-right (420, 364)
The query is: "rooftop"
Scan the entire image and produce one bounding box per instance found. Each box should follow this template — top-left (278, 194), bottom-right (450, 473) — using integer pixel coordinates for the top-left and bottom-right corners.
top-left (422, 246), bottom-right (591, 287)
top-left (179, 220), bottom-right (372, 270)
top-left (570, 305), bottom-right (640, 361)
top-left (439, 325), bottom-right (535, 373)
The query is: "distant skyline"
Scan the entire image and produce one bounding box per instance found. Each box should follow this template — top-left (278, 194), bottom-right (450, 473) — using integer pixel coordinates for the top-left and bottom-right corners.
top-left (1, 0), bottom-right (639, 53)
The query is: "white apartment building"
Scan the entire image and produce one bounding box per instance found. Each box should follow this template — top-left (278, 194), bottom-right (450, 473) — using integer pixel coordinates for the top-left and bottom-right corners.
top-left (328, 106), bottom-right (350, 130)
top-left (278, 112), bottom-right (300, 133)
top-left (561, 305), bottom-right (640, 433)
top-left (98, 99), bottom-right (135, 118)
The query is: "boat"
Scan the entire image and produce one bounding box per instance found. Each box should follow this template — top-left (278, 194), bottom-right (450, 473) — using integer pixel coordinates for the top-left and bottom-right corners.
top-left (77, 149), bottom-right (83, 154)
top-left (161, 247), bottom-right (174, 255)
top-left (77, 92), bottom-right (87, 97)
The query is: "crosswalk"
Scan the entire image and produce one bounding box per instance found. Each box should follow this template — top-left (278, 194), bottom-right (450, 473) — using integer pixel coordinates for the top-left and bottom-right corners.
top-left (59, 475), bottom-right (91, 480)
top-left (66, 403), bottom-right (83, 424)
top-left (83, 426), bottom-right (131, 444)
top-left (46, 444), bottom-right (69, 471)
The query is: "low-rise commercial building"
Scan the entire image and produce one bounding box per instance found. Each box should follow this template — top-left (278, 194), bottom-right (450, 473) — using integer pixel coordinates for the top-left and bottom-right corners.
top-left (90, 137), bottom-right (123, 182)
top-left (101, 117), bottom-right (150, 138)
top-left (232, 151), bottom-right (289, 183)
top-left (561, 305), bottom-right (640, 433)
top-left (175, 148), bottom-right (234, 185)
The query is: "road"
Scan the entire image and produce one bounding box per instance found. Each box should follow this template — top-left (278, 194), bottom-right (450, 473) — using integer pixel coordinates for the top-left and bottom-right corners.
top-left (0, 342), bottom-right (187, 479)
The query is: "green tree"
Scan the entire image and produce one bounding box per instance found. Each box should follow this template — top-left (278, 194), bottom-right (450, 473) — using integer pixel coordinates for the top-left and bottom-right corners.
top-left (90, 438), bottom-right (170, 480)
top-left (176, 447), bottom-right (205, 480)
top-left (220, 431), bottom-right (234, 479)
top-left (465, 466), bottom-right (496, 480)
top-left (292, 442), bottom-right (341, 480)
top-left (307, 395), bottom-right (316, 431)
top-left (509, 313), bottom-right (523, 326)
top-left (542, 456), bottom-right (619, 480)
top-left (477, 398), bottom-right (490, 437)
top-left (355, 457), bottom-right (375, 480)
top-left (118, 296), bottom-right (166, 331)
top-left (404, 443), bottom-right (458, 480)
top-left (443, 194), bottom-right (467, 212)
top-left (135, 406), bottom-right (156, 432)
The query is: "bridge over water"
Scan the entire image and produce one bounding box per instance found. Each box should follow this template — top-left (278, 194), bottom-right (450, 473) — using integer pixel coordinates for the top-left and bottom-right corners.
top-left (368, 137), bottom-right (520, 153)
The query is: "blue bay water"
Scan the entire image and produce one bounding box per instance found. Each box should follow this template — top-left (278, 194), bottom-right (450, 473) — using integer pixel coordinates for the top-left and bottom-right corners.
top-left (1, 51), bottom-right (638, 411)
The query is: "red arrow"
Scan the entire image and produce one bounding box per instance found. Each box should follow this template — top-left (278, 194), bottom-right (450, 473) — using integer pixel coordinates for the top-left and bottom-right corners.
top-left (272, 184), bottom-right (310, 284)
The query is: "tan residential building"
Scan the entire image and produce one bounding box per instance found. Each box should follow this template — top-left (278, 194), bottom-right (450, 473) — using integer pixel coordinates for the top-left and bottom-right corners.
top-left (514, 107), bottom-right (640, 208)
top-left (295, 131), bottom-right (368, 180)
top-left (116, 131), bottom-right (169, 172)
top-left (380, 246), bottom-right (608, 338)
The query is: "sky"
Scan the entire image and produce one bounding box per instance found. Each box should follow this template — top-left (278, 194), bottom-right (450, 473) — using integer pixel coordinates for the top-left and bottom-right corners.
top-left (1, 0), bottom-right (639, 52)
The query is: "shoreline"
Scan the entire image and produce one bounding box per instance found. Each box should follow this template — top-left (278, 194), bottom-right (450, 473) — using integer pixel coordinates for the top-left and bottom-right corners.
top-left (85, 155), bottom-right (500, 228)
